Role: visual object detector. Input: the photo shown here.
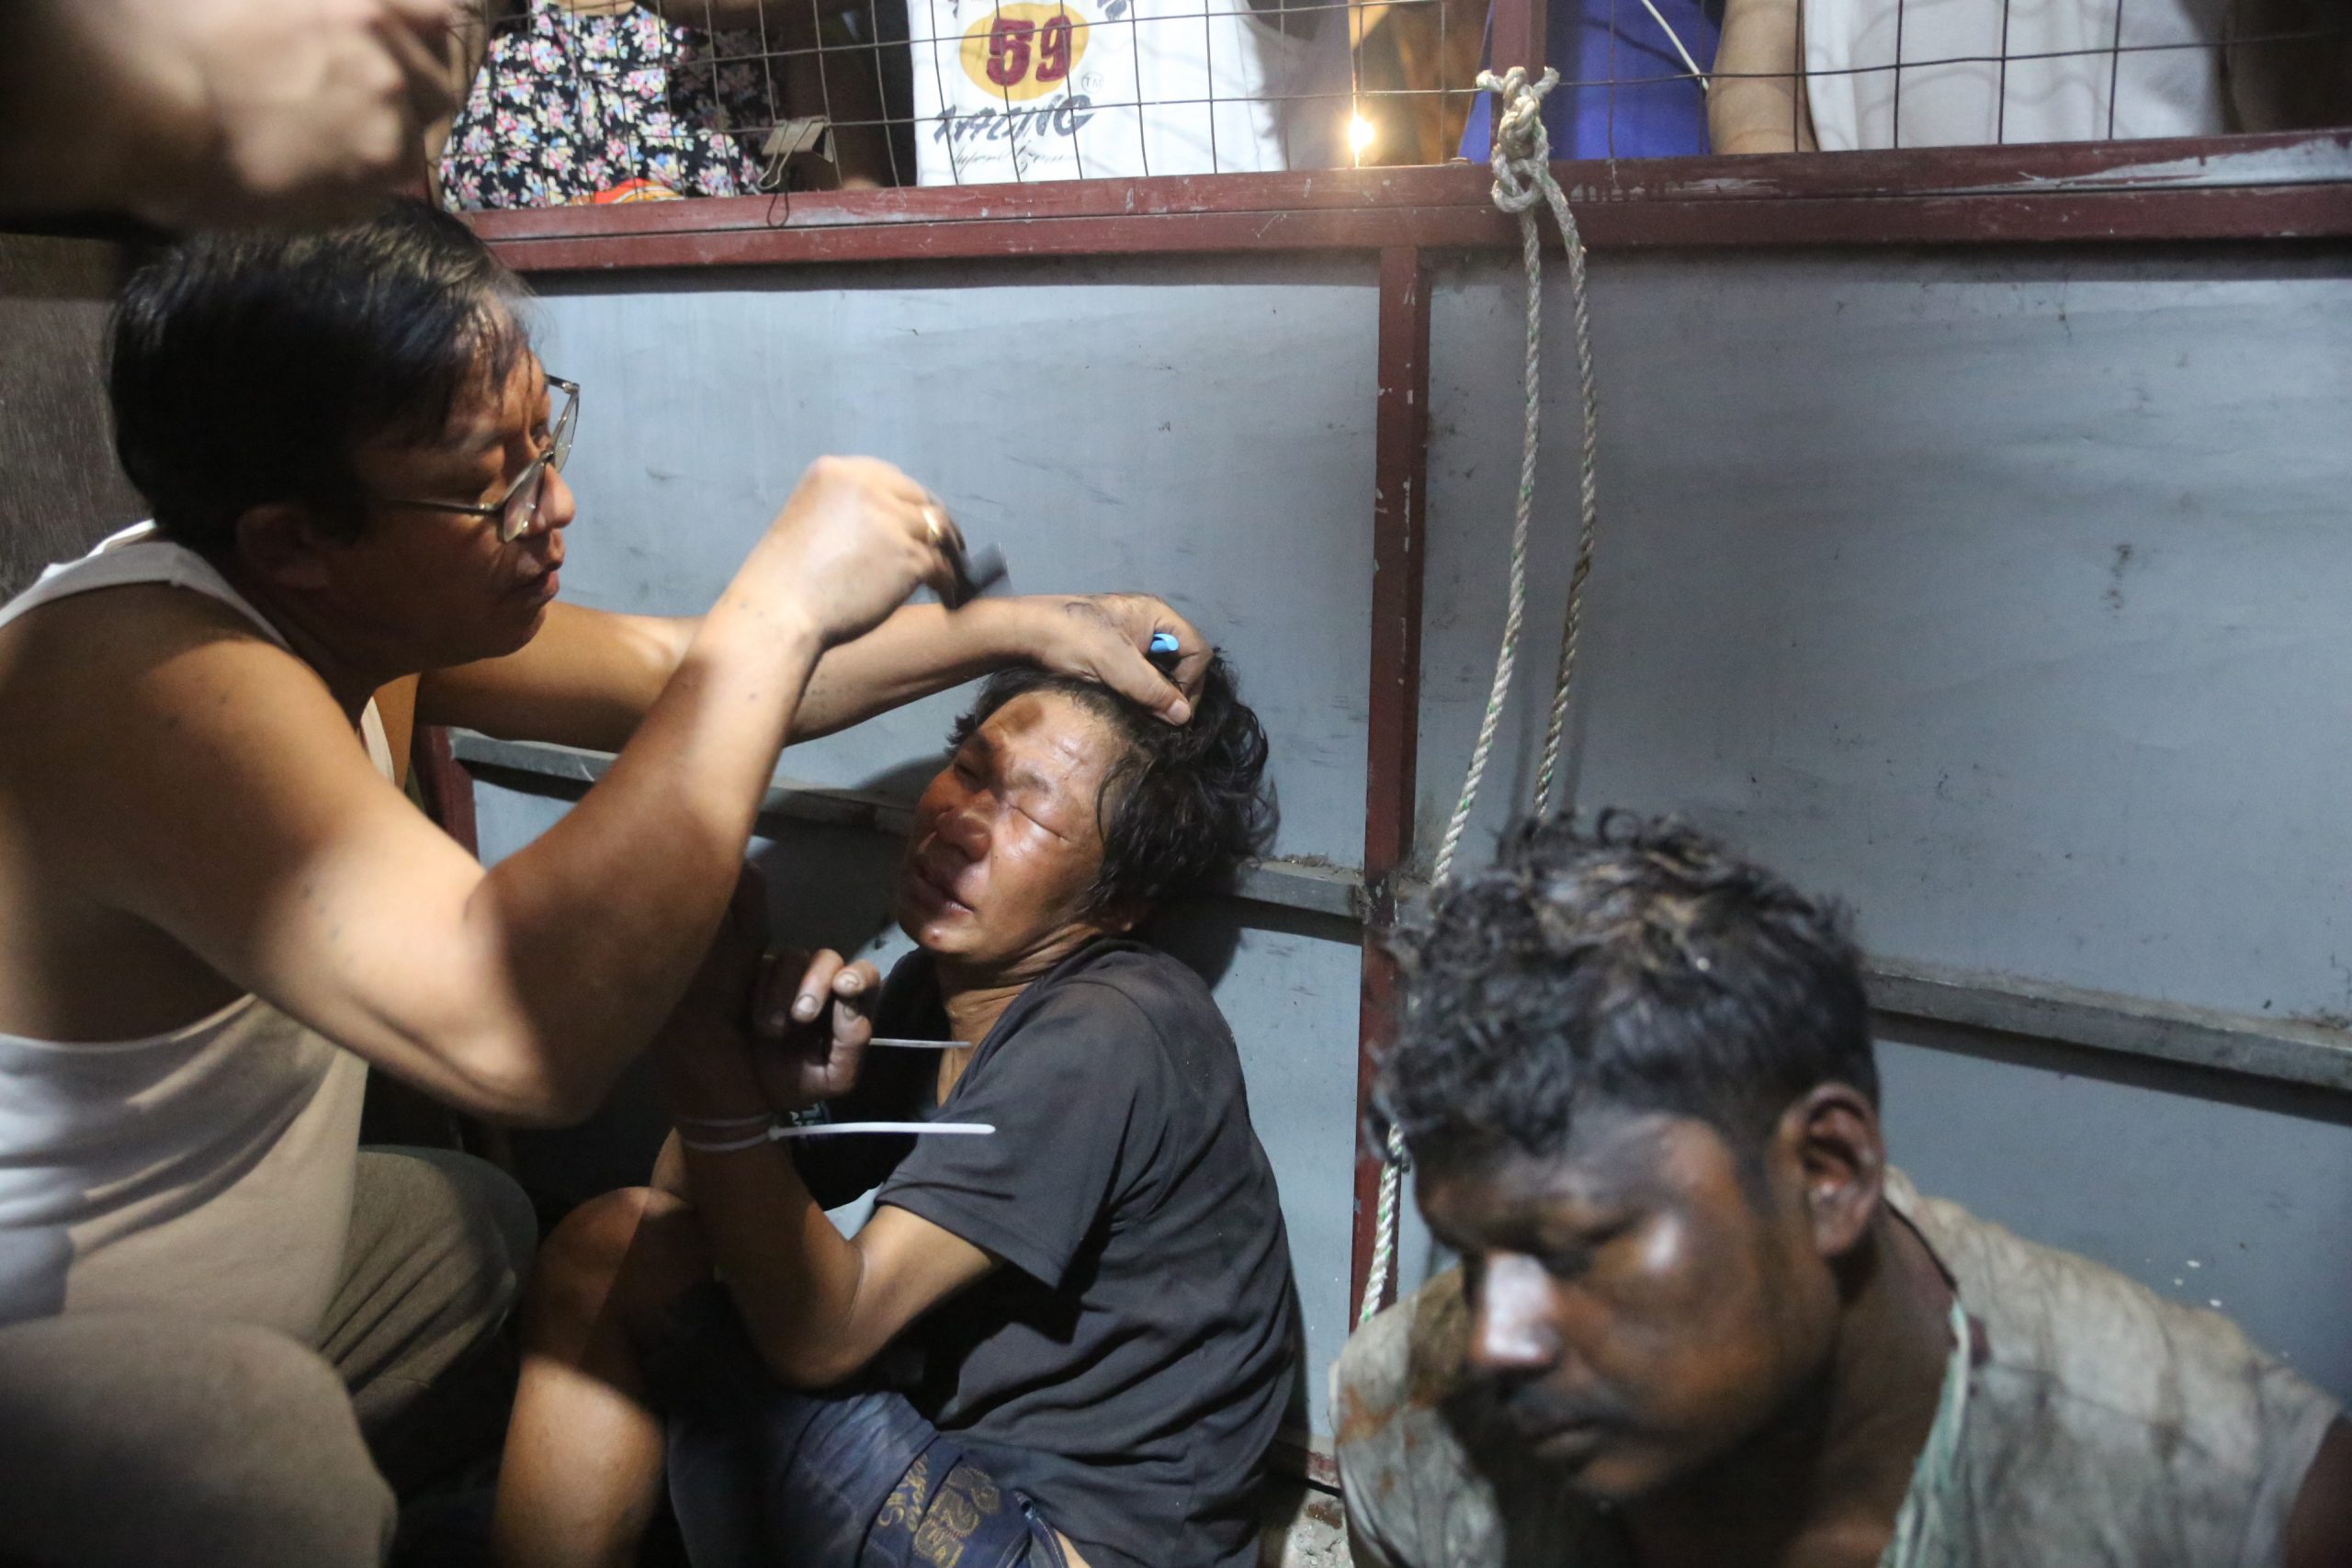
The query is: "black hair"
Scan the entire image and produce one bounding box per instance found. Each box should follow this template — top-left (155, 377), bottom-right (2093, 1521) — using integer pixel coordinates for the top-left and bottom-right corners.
top-left (949, 655), bottom-right (1275, 916)
top-left (1380, 812), bottom-right (1876, 1168)
top-left (108, 198), bottom-right (531, 555)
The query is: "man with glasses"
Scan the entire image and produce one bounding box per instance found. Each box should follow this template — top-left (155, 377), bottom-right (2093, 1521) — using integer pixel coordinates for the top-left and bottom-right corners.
top-left (0, 200), bottom-right (1207, 1567)
top-left (399, 374), bottom-right (580, 543)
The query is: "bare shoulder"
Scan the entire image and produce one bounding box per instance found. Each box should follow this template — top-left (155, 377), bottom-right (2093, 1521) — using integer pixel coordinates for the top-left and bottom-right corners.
top-left (0, 582), bottom-right (336, 751)
top-left (0, 585), bottom-right (368, 1034)
top-left (0, 581), bottom-right (369, 863)
top-left (0, 581), bottom-right (285, 720)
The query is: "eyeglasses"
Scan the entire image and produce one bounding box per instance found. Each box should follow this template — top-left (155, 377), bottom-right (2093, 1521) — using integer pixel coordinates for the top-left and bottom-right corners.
top-left (380, 376), bottom-right (579, 544)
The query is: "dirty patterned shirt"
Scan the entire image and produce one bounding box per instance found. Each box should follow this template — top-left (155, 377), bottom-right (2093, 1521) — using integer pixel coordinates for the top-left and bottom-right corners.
top-left (1331, 1169), bottom-right (2341, 1568)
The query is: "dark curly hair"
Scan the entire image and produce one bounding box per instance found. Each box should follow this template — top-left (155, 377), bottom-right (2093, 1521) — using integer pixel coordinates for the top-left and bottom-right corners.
top-left (110, 198), bottom-right (531, 556)
top-left (1380, 812), bottom-right (1875, 1168)
top-left (950, 655), bottom-right (1275, 917)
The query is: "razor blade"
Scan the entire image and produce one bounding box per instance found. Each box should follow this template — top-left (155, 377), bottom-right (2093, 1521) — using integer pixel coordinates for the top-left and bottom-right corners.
top-left (940, 541), bottom-right (1009, 611)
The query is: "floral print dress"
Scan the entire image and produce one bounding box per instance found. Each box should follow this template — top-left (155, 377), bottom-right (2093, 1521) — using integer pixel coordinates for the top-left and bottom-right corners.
top-left (441, 0), bottom-right (779, 209)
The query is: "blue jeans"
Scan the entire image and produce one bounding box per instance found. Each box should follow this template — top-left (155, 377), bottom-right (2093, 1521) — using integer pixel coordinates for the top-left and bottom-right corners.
top-left (652, 1286), bottom-right (1070, 1568)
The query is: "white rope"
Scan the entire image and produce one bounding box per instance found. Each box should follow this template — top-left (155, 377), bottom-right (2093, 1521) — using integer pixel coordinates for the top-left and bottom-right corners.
top-left (1357, 65), bottom-right (1603, 1327)
top-left (1517, 69), bottom-right (1602, 818)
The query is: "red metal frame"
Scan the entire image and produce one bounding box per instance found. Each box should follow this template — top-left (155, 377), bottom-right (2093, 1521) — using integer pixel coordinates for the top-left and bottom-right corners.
top-left (410, 725), bottom-right (522, 1173)
top-left (414, 725), bottom-right (481, 858)
top-left (1353, 245), bottom-right (1431, 1325)
top-left (1489, 0), bottom-right (1546, 91)
top-left (473, 130), bottom-right (2352, 270)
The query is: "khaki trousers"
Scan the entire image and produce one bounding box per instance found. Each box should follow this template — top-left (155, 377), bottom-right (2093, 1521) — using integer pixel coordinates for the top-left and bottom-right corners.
top-left (0, 1147), bottom-right (535, 1568)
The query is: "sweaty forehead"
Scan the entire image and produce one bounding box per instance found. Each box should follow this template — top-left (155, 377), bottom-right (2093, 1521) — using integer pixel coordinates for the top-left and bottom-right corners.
top-left (1419, 1110), bottom-right (1737, 1237)
top-left (974, 691), bottom-right (1130, 795)
top-left (445, 353), bottom-right (548, 451)
top-left (357, 345), bottom-right (543, 468)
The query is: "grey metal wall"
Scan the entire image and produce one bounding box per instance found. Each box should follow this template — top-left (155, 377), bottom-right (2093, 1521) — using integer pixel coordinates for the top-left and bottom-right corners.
top-left (470, 240), bottom-right (2352, 1442)
top-left (1412, 245), bottom-right (2352, 1393)
top-left (477, 255), bottom-right (1381, 1433)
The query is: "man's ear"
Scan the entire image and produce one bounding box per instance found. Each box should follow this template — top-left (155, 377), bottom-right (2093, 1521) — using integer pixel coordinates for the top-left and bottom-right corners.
top-left (1776, 1083), bottom-right (1885, 1263)
top-left (232, 502), bottom-right (338, 591)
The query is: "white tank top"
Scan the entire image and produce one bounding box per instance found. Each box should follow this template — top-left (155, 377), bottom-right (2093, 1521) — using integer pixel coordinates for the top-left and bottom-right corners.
top-left (0, 525), bottom-right (381, 1340)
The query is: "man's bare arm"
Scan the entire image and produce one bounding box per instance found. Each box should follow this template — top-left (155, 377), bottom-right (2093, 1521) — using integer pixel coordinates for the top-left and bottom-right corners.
top-left (416, 592), bottom-right (1206, 752)
top-left (18, 460), bottom-right (951, 1124)
top-left (794, 595), bottom-right (1204, 733)
top-left (0, 0), bottom-right (459, 228)
top-left (1709, 0), bottom-right (1817, 153)
top-left (417, 602), bottom-right (698, 753)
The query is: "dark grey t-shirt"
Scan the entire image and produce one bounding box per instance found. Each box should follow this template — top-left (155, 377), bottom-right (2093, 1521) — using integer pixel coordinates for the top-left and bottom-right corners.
top-left (800, 940), bottom-right (1297, 1568)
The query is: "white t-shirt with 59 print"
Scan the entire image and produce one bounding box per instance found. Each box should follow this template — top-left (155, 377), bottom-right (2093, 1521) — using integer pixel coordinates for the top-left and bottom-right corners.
top-left (911, 0), bottom-right (1352, 184)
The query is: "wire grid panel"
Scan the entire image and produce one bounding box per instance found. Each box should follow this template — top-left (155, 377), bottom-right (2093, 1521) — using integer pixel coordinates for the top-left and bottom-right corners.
top-left (910, 0), bottom-right (1355, 179)
top-left (435, 0), bottom-right (2346, 205)
top-left (1690, 0), bottom-right (2346, 159)
top-left (438, 0), bottom-right (1491, 201)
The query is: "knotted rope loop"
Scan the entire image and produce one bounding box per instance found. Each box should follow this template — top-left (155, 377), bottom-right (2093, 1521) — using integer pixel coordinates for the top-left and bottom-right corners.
top-left (1356, 62), bottom-right (1606, 1327)
top-left (1480, 64), bottom-right (1558, 211)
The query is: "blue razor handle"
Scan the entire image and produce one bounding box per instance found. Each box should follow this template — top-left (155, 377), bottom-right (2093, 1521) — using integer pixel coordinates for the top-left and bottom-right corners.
top-left (1147, 631), bottom-right (1182, 671)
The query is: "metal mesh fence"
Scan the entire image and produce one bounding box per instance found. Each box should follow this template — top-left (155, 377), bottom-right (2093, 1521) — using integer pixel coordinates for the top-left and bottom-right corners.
top-left (431, 0), bottom-right (2348, 203)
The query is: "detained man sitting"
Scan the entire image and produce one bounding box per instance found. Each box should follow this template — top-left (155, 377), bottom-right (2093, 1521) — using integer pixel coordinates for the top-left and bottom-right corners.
top-left (495, 657), bottom-right (1298, 1568)
top-left (1335, 815), bottom-right (2352, 1568)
